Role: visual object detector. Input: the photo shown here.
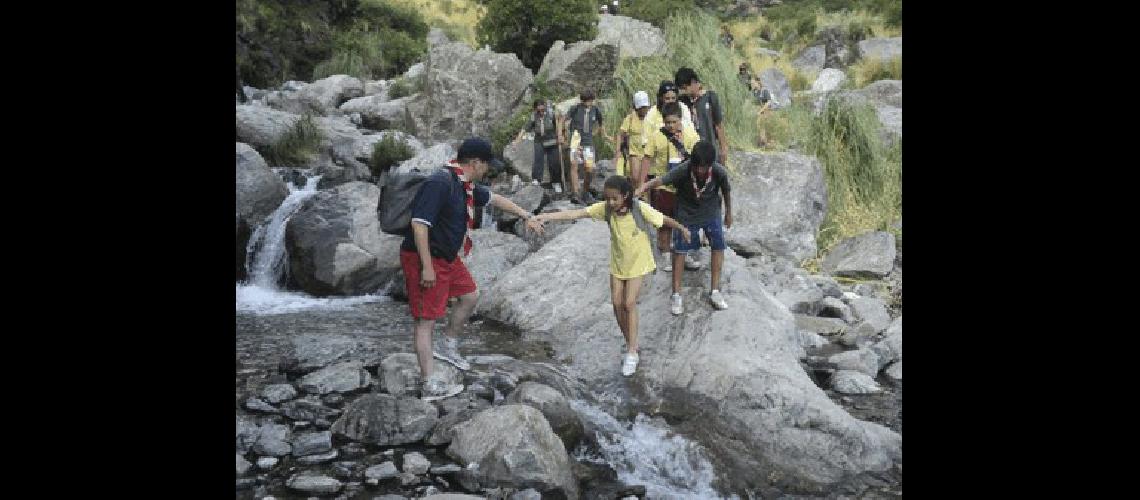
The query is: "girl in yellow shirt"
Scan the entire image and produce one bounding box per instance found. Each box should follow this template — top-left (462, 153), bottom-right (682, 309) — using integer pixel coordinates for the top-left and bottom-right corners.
top-left (536, 176), bottom-right (691, 377)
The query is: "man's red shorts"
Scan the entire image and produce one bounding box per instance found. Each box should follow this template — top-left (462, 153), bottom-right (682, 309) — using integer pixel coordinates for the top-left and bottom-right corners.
top-left (400, 250), bottom-right (478, 320)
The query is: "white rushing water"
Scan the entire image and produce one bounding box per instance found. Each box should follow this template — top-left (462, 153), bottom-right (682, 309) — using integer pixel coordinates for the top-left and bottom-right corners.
top-left (570, 399), bottom-right (732, 500)
top-left (237, 171), bottom-right (386, 315)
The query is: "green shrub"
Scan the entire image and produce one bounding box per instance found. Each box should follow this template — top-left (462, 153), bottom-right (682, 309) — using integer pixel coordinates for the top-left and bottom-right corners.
top-left (387, 74), bottom-right (422, 99)
top-left (370, 134), bottom-right (416, 176)
top-left (622, 0), bottom-right (696, 28)
top-left (476, 0), bottom-right (597, 71)
top-left (261, 115), bottom-right (325, 167)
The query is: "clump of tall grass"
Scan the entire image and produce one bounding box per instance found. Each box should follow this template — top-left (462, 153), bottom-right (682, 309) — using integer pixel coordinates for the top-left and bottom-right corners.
top-left (370, 134), bottom-right (416, 177)
top-left (262, 115), bottom-right (325, 167)
top-left (848, 55), bottom-right (902, 88)
top-left (792, 95), bottom-right (901, 256)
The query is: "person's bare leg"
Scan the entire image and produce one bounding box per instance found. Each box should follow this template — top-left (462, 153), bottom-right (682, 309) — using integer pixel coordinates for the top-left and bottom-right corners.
top-left (711, 250), bottom-right (724, 291)
top-left (611, 275), bottom-right (628, 337)
top-left (672, 252), bottom-right (684, 294)
top-left (414, 319), bottom-right (436, 378)
top-left (623, 276), bottom-right (644, 353)
top-left (445, 290), bottom-right (478, 340)
top-left (569, 158), bottom-right (581, 196)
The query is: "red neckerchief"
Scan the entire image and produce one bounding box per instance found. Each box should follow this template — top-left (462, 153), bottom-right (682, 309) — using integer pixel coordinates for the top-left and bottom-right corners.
top-left (691, 165), bottom-right (713, 200)
top-left (449, 160), bottom-right (474, 257)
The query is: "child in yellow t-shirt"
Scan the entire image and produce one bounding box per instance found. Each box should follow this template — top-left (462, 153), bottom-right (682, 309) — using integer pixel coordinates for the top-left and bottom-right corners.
top-left (616, 90), bottom-right (653, 190)
top-left (536, 175), bottom-right (691, 377)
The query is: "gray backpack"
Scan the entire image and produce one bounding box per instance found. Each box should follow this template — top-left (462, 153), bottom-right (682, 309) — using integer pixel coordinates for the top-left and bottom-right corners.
top-left (377, 166), bottom-right (453, 236)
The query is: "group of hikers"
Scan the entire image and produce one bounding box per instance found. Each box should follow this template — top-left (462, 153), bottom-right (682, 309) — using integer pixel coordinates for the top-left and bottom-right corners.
top-left (402, 66), bottom-right (736, 401)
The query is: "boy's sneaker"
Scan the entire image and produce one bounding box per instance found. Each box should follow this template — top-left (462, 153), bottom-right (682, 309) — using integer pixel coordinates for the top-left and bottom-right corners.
top-left (582, 191), bottom-right (596, 205)
top-left (432, 337), bottom-right (471, 371)
top-left (621, 352), bottom-right (639, 377)
top-left (421, 375), bottom-right (464, 402)
top-left (670, 292), bottom-right (683, 315)
top-left (531, 179), bottom-right (541, 186)
top-left (684, 253), bottom-right (703, 270)
top-left (662, 260), bottom-right (673, 272)
top-left (569, 195), bottom-right (582, 205)
top-left (553, 183), bottom-right (563, 193)
top-left (709, 289), bottom-right (728, 310)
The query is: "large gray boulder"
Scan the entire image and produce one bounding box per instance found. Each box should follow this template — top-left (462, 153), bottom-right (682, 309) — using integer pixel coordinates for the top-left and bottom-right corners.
top-left (298, 360), bottom-right (372, 395)
top-left (811, 68), bottom-right (848, 92)
top-left (821, 231), bottom-right (897, 279)
top-left (726, 151), bottom-right (828, 262)
top-left (858, 80), bottom-right (902, 108)
top-left (504, 382), bottom-right (584, 451)
top-left (792, 45), bottom-right (826, 74)
top-left (282, 333), bottom-right (362, 375)
top-left (857, 37), bottom-right (902, 62)
top-left (447, 405), bottom-right (578, 499)
top-left (391, 143), bottom-right (455, 175)
top-left (537, 40), bottom-right (619, 97)
top-left (849, 297), bottom-right (892, 334)
top-left (296, 75), bottom-right (365, 114)
top-left (481, 222), bottom-right (900, 494)
top-left (595, 15), bottom-right (666, 58)
top-left (503, 138), bottom-right (536, 182)
top-left (406, 40), bottom-right (533, 142)
top-left (875, 104), bottom-right (902, 148)
top-left (285, 181), bottom-right (404, 296)
top-left (746, 255), bottom-right (825, 314)
top-left (339, 95), bottom-right (415, 131)
top-left (236, 104), bottom-right (302, 149)
top-left (495, 185), bottom-right (545, 224)
top-left (332, 394), bottom-right (439, 446)
top-left (758, 67), bottom-right (793, 108)
top-left (236, 143), bottom-right (288, 279)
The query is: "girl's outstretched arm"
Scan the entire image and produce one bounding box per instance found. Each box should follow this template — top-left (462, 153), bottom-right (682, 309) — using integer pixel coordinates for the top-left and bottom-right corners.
top-left (535, 208), bottom-right (590, 223)
top-left (662, 215), bottom-right (692, 243)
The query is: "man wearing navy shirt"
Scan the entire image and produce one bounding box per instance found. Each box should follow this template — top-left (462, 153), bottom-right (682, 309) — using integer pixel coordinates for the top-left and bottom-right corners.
top-left (400, 137), bottom-right (546, 401)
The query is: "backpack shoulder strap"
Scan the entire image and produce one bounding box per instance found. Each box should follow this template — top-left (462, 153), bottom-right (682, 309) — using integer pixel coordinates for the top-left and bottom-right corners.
top-left (660, 127), bottom-right (691, 159)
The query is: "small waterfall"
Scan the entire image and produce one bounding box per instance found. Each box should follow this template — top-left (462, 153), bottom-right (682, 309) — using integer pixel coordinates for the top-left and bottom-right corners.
top-left (570, 399), bottom-right (730, 500)
top-left (244, 172), bottom-right (321, 288)
top-left (237, 171), bottom-right (385, 315)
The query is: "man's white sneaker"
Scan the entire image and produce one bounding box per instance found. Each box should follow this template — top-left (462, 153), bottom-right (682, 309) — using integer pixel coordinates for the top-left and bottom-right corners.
top-left (684, 253), bottom-right (703, 270)
top-left (621, 352), bottom-right (639, 376)
top-left (670, 292), bottom-right (683, 315)
top-left (553, 183), bottom-right (563, 193)
top-left (421, 375), bottom-right (464, 401)
top-left (432, 337), bottom-right (471, 371)
top-left (709, 289), bottom-right (728, 310)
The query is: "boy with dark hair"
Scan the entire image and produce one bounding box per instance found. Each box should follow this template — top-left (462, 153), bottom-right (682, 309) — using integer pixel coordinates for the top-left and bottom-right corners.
top-left (563, 88), bottom-right (613, 205)
top-left (635, 140), bottom-right (733, 314)
top-left (674, 67), bottom-right (729, 167)
top-left (514, 98), bottom-right (564, 192)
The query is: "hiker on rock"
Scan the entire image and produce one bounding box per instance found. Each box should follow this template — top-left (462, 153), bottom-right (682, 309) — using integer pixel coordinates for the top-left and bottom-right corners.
top-left (639, 102), bottom-right (700, 273)
top-left (513, 98), bottom-right (564, 192)
top-left (563, 88), bottom-right (612, 205)
top-left (616, 90), bottom-right (652, 193)
top-left (635, 141), bottom-right (733, 314)
top-left (536, 175), bottom-right (690, 377)
top-left (400, 138), bottom-right (546, 401)
top-left (675, 67), bottom-right (729, 167)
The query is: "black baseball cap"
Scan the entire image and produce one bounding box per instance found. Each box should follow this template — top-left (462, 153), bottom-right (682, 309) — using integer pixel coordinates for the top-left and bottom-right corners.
top-left (457, 137), bottom-right (505, 174)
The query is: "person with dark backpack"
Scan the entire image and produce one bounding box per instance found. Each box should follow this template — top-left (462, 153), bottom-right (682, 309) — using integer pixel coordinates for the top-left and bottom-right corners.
top-left (512, 98), bottom-right (564, 192)
top-left (394, 138), bottom-right (545, 401)
top-left (635, 141), bottom-right (733, 315)
top-left (536, 175), bottom-right (690, 377)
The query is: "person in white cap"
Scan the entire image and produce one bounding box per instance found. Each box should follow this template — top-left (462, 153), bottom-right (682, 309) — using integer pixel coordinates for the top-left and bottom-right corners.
top-left (617, 90), bottom-right (652, 193)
